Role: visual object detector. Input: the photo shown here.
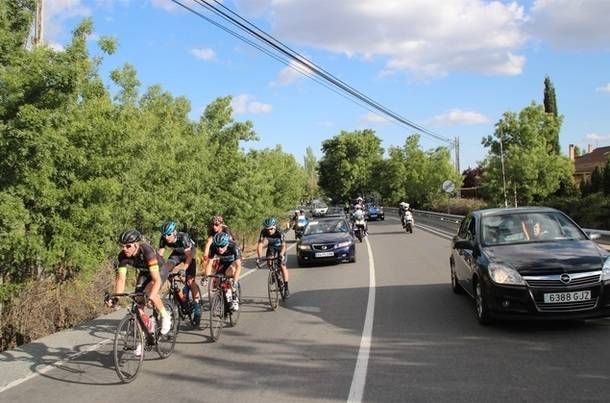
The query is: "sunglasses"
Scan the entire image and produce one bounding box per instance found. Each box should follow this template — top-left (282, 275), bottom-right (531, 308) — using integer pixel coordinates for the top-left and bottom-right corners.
top-left (213, 223), bottom-right (222, 227)
top-left (121, 243), bottom-right (135, 250)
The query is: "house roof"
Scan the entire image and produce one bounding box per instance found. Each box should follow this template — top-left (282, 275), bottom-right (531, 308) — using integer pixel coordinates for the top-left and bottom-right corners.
top-left (574, 146), bottom-right (610, 174)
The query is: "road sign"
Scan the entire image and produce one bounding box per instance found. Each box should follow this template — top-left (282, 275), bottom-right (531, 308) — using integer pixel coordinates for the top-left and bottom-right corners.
top-left (442, 180), bottom-right (455, 193)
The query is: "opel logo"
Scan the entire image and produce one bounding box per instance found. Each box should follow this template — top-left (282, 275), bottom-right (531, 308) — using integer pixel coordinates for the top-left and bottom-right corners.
top-left (560, 273), bottom-right (571, 284)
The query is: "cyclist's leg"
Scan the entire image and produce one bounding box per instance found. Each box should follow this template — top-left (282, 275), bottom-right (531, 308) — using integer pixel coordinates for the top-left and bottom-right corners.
top-left (184, 258), bottom-right (200, 300)
top-left (265, 247), bottom-right (275, 269)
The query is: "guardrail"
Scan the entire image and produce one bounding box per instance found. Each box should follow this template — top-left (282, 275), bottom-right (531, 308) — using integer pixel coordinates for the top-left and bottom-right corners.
top-left (384, 207), bottom-right (610, 242)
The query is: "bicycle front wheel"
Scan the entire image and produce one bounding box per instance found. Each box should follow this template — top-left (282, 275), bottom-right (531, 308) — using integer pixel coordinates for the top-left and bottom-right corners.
top-left (209, 291), bottom-right (224, 341)
top-left (228, 282), bottom-right (241, 327)
top-left (268, 270), bottom-right (280, 311)
top-left (113, 315), bottom-right (144, 383)
top-left (157, 300), bottom-right (179, 358)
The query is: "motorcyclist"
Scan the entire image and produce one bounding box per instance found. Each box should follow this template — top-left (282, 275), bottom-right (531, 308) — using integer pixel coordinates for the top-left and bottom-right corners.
top-left (294, 209), bottom-right (309, 237)
top-left (401, 203), bottom-right (415, 228)
top-left (352, 205), bottom-right (368, 237)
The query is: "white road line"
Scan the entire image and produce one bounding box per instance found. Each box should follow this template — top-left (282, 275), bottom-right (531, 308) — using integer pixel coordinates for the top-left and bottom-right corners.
top-left (386, 216), bottom-right (453, 239)
top-left (0, 242), bottom-right (297, 394)
top-left (347, 236), bottom-right (376, 402)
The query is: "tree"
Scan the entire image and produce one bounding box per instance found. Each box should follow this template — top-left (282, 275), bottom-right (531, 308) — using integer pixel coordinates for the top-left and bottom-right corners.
top-left (590, 166), bottom-right (603, 194)
top-left (318, 129), bottom-right (383, 203)
top-left (303, 146), bottom-right (319, 199)
top-left (603, 157), bottom-right (610, 196)
top-left (480, 103), bottom-right (573, 206)
top-left (543, 76), bottom-right (560, 154)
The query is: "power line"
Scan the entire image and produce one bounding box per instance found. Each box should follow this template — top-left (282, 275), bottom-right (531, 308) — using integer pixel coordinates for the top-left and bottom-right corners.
top-left (172, 0), bottom-right (452, 145)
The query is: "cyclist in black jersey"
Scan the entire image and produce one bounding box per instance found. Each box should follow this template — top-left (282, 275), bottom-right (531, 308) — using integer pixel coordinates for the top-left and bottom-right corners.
top-left (158, 221), bottom-right (202, 325)
top-left (256, 217), bottom-right (290, 299)
top-left (107, 229), bottom-right (172, 335)
top-left (204, 232), bottom-right (242, 310)
top-left (202, 215), bottom-right (233, 285)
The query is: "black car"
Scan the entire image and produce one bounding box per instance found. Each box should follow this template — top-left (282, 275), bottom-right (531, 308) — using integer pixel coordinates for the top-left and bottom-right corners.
top-left (297, 217), bottom-right (356, 266)
top-left (450, 207), bottom-right (610, 324)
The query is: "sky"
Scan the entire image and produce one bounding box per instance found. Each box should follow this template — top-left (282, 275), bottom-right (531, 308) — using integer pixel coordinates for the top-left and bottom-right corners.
top-left (43, 0), bottom-right (610, 170)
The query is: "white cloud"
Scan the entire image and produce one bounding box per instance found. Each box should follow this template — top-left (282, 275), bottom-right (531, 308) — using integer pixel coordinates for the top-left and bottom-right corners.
top-left (261, 0), bottom-right (527, 78)
top-left (48, 42), bottom-right (65, 52)
top-left (360, 112), bottom-right (390, 125)
top-left (585, 133), bottom-right (610, 141)
top-left (529, 0), bottom-right (610, 50)
top-left (271, 59), bottom-right (315, 86)
top-left (596, 83), bottom-right (610, 93)
top-left (234, 0), bottom-right (271, 18)
top-left (429, 109), bottom-right (489, 127)
top-left (189, 47), bottom-right (216, 61)
top-left (230, 94), bottom-right (272, 114)
top-left (43, 0), bottom-right (90, 43)
top-left (150, 0), bottom-right (179, 11)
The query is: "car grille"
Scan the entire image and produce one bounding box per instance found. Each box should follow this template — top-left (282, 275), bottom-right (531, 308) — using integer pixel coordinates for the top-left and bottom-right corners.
top-left (312, 243), bottom-right (336, 251)
top-left (535, 299), bottom-right (598, 312)
top-left (523, 270), bottom-right (601, 288)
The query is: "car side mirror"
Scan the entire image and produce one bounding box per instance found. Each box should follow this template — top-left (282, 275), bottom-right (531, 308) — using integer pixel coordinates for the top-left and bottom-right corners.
top-left (588, 232), bottom-right (602, 241)
top-left (454, 239), bottom-right (473, 249)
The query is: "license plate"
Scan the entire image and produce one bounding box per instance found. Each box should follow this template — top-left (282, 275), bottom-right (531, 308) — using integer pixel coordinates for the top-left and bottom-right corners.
top-left (315, 251), bottom-right (334, 258)
top-left (543, 290), bottom-right (591, 304)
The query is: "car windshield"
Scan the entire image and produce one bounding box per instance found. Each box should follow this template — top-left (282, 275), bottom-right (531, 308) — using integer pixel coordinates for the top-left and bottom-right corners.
top-left (304, 219), bottom-right (349, 235)
top-left (481, 212), bottom-right (586, 246)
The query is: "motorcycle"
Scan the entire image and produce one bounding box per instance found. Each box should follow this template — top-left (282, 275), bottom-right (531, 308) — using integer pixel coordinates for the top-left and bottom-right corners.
top-left (294, 217), bottom-right (308, 239)
top-left (403, 211), bottom-right (414, 233)
top-left (354, 220), bottom-right (366, 242)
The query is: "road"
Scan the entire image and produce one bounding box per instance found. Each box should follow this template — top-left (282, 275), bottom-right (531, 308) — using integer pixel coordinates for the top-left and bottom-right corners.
top-left (3, 218), bottom-right (610, 402)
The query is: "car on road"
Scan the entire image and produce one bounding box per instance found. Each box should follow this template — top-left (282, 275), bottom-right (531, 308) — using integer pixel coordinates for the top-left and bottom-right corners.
top-left (365, 203), bottom-right (384, 221)
top-left (325, 206), bottom-right (346, 218)
top-left (450, 207), bottom-right (610, 324)
top-left (297, 217), bottom-right (356, 266)
top-left (311, 202), bottom-right (328, 217)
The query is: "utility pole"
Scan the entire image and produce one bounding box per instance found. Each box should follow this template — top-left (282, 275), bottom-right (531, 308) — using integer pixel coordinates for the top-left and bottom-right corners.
top-left (33, 0), bottom-right (44, 46)
top-left (455, 137), bottom-right (461, 198)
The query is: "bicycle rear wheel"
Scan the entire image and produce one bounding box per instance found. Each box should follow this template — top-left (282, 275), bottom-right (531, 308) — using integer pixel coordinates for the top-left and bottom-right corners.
top-left (113, 315), bottom-right (144, 383)
top-left (268, 270), bottom-right (280, 311)
top-left (157, 300), bottom-right (179, 358)
top-left (209, 291), bottom-right (224, 341)
top-left (228, 281), bottom-right (241, 327)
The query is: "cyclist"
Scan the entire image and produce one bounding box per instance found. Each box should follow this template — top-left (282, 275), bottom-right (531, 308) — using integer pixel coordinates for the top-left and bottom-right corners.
top-left (256, 217), bottom-right (290, 299)
top-left (201, 215), bottom-right (233, 286)
top-left (107, 229), bottom-right (172, 336)
top-left (158, 221), bottom-right (201, 325)
top-left (203, 232), bottom-right (242, 311)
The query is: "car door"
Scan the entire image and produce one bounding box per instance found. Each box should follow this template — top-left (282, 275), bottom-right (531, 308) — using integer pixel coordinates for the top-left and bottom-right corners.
top-left (453, 215), bottom-right (477, 293)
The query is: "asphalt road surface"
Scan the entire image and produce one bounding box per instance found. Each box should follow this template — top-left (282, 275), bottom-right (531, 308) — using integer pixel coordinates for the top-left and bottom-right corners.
top-left (4, 218), bottom-right (610, 402)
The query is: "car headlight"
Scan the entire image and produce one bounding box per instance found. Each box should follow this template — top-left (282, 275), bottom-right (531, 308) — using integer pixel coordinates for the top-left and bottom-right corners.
top-left (336, 241), bottom-right (352, 248)
top-left (602, 256), bottom-right (610, 281)
top-left (298, 244), bottom-right (311, 250)
top-left (488, 263), bottom-right (525, 286)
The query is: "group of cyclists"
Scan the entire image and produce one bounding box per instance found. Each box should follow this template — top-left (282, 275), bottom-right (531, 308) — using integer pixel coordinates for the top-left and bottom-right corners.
top-left (106, 214), bottom-right (291, 341)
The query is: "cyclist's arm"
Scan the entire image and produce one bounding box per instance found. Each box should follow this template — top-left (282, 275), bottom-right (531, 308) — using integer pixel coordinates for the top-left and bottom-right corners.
top-left (202, 236), bottom-right (213, 263)
top-left (148, 269), bottom-right (162, 300)
top-left (158, 247), bottom-right (165, 258)
top-left (256, 240), bottom-right (264, 259)
top-left (115, 267), bottom-right (127, 294)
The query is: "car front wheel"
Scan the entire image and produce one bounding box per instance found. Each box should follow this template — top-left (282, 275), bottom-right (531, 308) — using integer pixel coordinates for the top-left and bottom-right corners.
top-left (474, 279), bottom-right (493, 325)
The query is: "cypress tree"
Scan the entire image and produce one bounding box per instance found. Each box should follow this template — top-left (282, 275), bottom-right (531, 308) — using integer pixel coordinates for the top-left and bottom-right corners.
top-left (543, 76), bottom-right (560, 154)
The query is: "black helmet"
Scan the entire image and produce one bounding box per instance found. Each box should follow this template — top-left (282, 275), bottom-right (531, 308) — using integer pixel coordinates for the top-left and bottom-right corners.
top-left (119, 229), bottom-right (141, 245)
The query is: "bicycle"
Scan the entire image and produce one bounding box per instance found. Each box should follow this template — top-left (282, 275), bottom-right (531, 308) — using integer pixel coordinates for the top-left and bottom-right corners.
top-left (256, 256), bottom-right (286, 311)
top-left (105, 291), bottom-right (179, 383)
top-left (166, 270), bottom-right (200, 327)
top-left (206, 272), bottom-right (242, 342)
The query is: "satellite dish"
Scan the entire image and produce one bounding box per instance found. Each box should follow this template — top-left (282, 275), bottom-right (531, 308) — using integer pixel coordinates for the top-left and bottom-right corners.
top-left (442, 180), bottom-right (455, 193)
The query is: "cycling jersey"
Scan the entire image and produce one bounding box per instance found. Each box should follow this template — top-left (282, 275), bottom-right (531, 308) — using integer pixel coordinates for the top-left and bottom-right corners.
top-left (208, 241), bottom-right (242, 271)
top-left (159, 231), bottom-right (196, 276)
top-left (117, 243), bottom-right (168, 289)
top-left (258, 228), bottom-right (285, 249)
top-left (159, 232), bottom-right (195, 257)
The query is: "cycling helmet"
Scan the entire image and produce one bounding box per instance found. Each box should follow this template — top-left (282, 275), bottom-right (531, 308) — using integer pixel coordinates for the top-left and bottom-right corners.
top-left (119, 229), bottom-right (141, 245)
top-left (211, 215), bottom-right (224, 225)
top-left (161, 221), bottom-right (176, 236)
top-left (213, 232), bottom-right (230, 247)
top-left (263, 217), bottom-right (278, 228)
